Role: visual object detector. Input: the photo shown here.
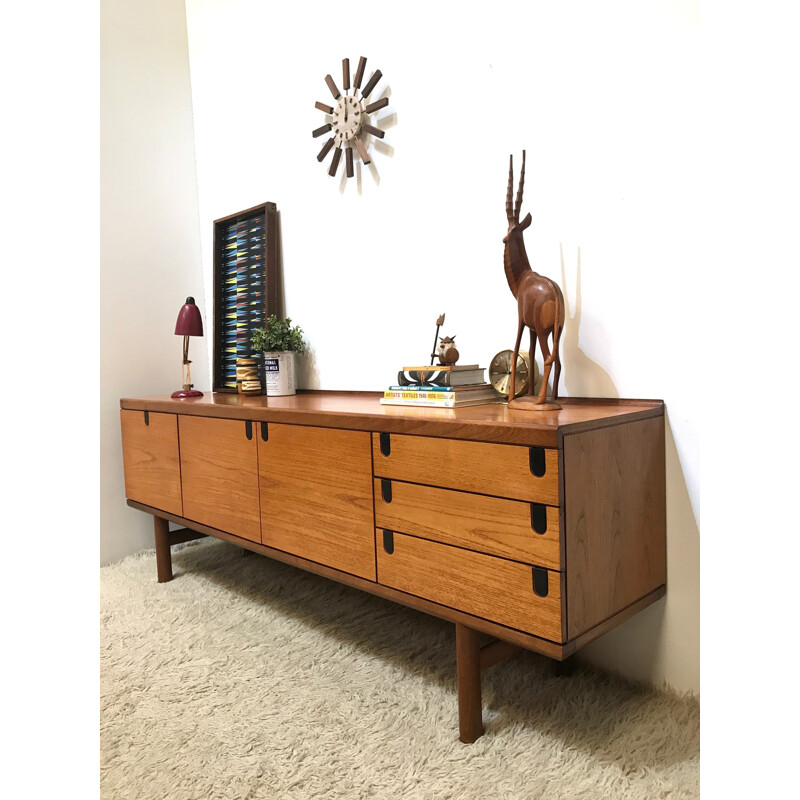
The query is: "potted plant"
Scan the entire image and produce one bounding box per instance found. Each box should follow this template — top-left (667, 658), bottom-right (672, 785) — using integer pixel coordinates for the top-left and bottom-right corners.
top-left (251, 315), bottom-right (307, 396)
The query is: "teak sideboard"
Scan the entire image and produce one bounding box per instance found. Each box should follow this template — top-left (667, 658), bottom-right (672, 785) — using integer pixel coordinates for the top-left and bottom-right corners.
top-left (119, 391), bottom-right (666, 743)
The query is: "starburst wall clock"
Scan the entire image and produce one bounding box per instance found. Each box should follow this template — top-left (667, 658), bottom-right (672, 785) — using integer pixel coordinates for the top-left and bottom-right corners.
top-left (312, 56), bottom-right (389, 178)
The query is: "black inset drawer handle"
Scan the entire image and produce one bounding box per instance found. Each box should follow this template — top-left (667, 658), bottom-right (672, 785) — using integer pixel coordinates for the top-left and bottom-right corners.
top-left (144, 411), bottom-right (149, 426)
top-left (383, 530), bottom-right (394, 554)
top-left (379, 432), bottom-right (391, 457)
top-left (531, 503), bottom-right (547, 534)
top-left (245, 420), bottom-right (253, 440)
top-left (381, 479), bottom-right (392, 503)
top-left (529, 446), bottom-right (546, 477)
top-left (532, 566), bottom-right (549, 598)
top-left (261, 422), bottom-right (269, 441)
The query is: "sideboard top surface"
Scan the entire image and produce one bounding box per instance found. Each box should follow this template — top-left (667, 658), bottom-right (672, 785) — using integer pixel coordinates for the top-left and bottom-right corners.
top-left (120, 391), bottom-right (663, 447)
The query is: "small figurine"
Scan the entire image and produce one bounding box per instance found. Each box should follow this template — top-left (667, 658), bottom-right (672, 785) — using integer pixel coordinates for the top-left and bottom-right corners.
top-left (437, 335), bottom-right (460, 366)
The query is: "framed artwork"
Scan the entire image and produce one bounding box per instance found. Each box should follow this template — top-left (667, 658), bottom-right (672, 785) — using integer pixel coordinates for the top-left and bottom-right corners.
top-left (212, 202), bottom-right (279, 392)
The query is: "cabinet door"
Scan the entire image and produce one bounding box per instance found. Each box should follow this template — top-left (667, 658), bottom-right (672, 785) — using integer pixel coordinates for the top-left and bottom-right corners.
top-left (258, 424), bottom-right (375, 580)
top-left (120, 410), bottom-right (182, 516)
top-left (179, 416), bottom-right (261, 543)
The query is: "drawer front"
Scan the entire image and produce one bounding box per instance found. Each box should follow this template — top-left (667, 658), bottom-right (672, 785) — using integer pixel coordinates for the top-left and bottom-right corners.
top-left (376, 530), bottom-right (563, 642)
top-left (372, 433), bottom-right (559, 504)
top-left (120, 410), bottom-right (182, 516)
top-left (374, 479), bottom-right (561, 570)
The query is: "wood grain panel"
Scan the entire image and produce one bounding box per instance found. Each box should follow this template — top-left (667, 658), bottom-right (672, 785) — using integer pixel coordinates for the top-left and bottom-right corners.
top-left (120, 410), bottom-right (182, 516)
top-left (374, 479), bottom-right (561, 570)
top-left (372, 434), bottom-right (558, 504)
top-left (121, 393), bottom-right (665, 449)
top-left (376, 531), bottom-right (563, 642)
top-left (259, 424), bottom-right (375, 581)
top-left (564, 416), bottom-right (667, 639)
top-left (178, 416), bottom-right (261, 543)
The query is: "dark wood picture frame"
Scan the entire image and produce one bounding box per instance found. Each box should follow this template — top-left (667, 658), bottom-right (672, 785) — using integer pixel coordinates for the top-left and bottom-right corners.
top-left (212, 202), bottom-right (279, 392)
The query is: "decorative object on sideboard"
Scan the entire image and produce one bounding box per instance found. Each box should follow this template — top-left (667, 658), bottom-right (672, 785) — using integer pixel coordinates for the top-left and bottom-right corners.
top-left (171, 296), bottom-right (204, 399)
top-left (396, 363), bottom-right (487, 387)
top-left (489, 349), bottom-right (538, 399)
top-left (236, 358), bottom-right (262, 395)
top-left (385, 355), bottom-right (501, 408)
top-left (212, 202), bottom-right (279, 392)
top-left (502, 151), bottom-right (565, 411)
top-left (313, 56), bottom-right (390, 179)
top-left (380, 382), bottom-right (502, 408)
top-left (436, 335), bottom-right (460, 366)
top-left (429, 313), bottom-right (445, 365)
top-left (251, 315), bottom-right (307, 397)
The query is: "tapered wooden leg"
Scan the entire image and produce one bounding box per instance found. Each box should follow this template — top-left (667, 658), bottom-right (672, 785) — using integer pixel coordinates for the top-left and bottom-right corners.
top-left (455, 622), bottom-right (484, 743)
top-left (154, 516), bottom-right (173, 583)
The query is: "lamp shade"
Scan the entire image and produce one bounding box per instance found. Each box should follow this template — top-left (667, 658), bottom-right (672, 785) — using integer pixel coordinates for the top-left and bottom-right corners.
top-left (174, 296), bottom-right (203, 336)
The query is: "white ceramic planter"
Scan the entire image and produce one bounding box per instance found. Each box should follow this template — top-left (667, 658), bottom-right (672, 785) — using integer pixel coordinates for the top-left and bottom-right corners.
top-left (263, 351), bottom-right (297, 396)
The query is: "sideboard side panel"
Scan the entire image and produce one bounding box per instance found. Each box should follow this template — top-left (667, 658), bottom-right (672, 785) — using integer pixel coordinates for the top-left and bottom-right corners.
top-left (564, 415), bottom-right (666, 640)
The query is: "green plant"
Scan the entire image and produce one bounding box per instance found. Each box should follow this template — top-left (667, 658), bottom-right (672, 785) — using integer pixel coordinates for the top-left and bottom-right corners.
top-left (251, 315), bottom-right (307, 354)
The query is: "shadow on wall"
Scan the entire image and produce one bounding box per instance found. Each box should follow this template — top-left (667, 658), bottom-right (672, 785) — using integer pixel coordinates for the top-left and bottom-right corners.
top-left (533, 244), bottom-right (618, 400)
top-left (559, 244), bottom-right (618, 399)
top-left (542, 246), bottom-right (699, 691)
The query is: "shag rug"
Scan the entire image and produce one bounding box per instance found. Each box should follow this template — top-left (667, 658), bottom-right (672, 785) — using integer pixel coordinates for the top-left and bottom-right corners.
top-left (100, 538), bottom-right (699, 799)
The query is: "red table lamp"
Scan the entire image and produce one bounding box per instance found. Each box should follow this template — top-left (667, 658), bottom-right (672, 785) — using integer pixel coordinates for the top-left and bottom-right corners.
top-left (171, 296), bottom-right (204, 398)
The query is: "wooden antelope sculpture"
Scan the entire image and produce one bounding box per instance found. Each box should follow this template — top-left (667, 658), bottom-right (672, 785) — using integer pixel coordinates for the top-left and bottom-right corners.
top-left (503, 151), bottom-right (565, 410)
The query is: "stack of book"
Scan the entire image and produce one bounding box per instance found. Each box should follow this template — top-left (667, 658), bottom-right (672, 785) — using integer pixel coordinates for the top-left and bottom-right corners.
top-left (381, 364), bottom-right (502, 408)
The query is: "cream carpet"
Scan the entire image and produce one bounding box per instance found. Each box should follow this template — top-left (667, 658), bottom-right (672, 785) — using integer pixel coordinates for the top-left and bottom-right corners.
top-left (100, 538), bottom-right (699, 799)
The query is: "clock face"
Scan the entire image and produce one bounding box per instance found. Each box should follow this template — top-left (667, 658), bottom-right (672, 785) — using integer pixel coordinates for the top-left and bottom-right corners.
top-left (332, 95), bottom-right (362, 143)
top-left (489, 350), bottom-right (537, 398)
top-left (312, 56), bottom-right (390, 179)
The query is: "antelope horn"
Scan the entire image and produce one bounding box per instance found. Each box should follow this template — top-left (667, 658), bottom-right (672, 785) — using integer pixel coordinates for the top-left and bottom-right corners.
top-left (514, 150), bottom-right (526, 221)
top-left (506, 154), bottom-right (514, 223)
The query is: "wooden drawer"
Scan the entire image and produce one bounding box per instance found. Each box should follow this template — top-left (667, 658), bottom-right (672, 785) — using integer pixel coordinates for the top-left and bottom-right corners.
top-left (376, 530), bottom-right (563, 642)
top-left (372, 433), bottom-right (559, 504)
top-left (374, 479), bottom-right (561, 570)
top-left (120, 410), bottom-right (182, 516)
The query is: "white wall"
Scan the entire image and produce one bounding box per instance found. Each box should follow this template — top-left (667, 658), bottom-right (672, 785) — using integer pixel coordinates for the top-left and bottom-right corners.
top-left (183, 0), bottom-right (700, 694)
top-left (100, 0), bottom-right (208, 565)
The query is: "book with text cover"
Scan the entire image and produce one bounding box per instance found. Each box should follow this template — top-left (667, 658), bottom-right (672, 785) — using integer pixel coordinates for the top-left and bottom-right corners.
top-left (380, 394), bottom-right (503, 408)
top-left (386, 382), bottom-right (491, 393)
top-left (381, 382), bottom-right (501, 407)
top-left (397, 366), bottom-right (486, 387)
